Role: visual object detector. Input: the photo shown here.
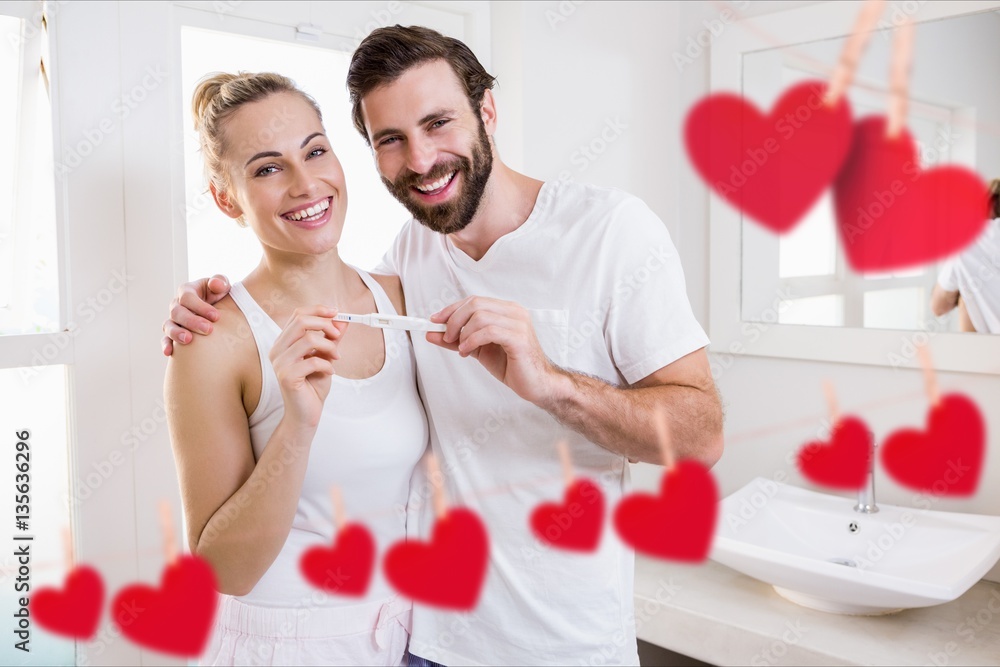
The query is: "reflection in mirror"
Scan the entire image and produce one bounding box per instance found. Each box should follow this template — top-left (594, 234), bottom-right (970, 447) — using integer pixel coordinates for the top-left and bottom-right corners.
top-left (740, 11), bottom-right (1000, 334)
top-left (931, 198), bottom-right (1000, 333)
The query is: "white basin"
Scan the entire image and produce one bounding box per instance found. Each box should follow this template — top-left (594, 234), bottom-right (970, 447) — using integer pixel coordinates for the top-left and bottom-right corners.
top-left (710, 478), bottom-right (1000, 615)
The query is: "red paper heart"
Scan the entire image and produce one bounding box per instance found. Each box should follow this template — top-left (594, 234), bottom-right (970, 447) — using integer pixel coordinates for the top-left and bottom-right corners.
top-left (880, 393), bottom-right (985, 496)
top-left (383, 507), bottom-right (488, 611)
top-left (613, 460), bottom-right (718, 562)
top-left (797, 416), bottom-right (873, 490)
top-left (529, 478), bottom-right (605, 552)
top-left (30, 565), bottom-right (104, 639)
top-left (111, 554), bottom-right (218, 657)
top-left (684, 80), bottom-right (853, 233)
top-left (299, 523), bottom-right (376, 596)
top-left (833, 116), bottom-right (989, 271)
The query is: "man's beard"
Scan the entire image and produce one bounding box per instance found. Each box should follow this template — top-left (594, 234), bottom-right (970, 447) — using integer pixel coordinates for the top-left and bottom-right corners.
top-left (382, 122), bottom-right (493, 235)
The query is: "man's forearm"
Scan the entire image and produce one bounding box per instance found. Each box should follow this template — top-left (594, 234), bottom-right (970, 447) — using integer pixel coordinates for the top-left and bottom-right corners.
top-left (539, 368), bottom-right (724, 466)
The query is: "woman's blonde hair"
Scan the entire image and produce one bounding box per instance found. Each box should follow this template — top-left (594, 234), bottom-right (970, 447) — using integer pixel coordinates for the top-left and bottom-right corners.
top-left (989, 178), bottom-right (1000, 219)
top-left (191, 72), bottom-right (323, 206)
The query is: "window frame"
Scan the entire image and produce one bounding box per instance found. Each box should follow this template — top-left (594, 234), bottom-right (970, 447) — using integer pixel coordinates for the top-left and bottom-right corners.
top-left (0, 1), bottom-right (67, 356)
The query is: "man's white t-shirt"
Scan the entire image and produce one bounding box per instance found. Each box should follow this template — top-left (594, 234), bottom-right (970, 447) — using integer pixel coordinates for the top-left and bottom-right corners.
top-left (376, 179), bottom-right (709, 666)
top-left (937, 218), bottom-right (1000, 333)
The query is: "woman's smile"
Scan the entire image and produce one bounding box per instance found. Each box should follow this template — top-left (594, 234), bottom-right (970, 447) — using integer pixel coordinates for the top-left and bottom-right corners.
top-left (280, 195), bottom-right (334, 229)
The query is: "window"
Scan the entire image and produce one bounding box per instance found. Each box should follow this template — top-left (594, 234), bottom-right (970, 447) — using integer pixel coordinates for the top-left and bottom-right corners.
top-left (0, 366), bottom-right (72, 666)
top-left (0, 10), bottom-right (59, 335)
top-left (0, 4), bottom-right (72, 665)
top-left (778, 192), bottom-right (837, 279)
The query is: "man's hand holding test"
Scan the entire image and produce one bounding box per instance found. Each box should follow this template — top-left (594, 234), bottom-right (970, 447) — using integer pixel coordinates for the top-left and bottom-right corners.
top-left (428, 296), bottom-right (723, 468)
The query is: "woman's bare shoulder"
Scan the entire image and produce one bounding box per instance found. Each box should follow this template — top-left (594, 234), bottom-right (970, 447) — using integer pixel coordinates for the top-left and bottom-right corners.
top-left (173, 295), bottom-right (253, 356)
top-left (167, 294), bottom-right (258, 391)
top-left (370, 273), bottom-right (406, 316)
top-left (166, 292), bottom-right (265, 425)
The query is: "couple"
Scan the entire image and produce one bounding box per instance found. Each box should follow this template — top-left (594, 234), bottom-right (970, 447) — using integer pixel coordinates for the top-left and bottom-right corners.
top-left (163, 25), bottom-right (723, 667)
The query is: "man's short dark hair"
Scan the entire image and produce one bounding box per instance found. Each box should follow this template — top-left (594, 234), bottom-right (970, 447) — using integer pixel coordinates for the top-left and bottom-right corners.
top-left (347, 25), bottom-right (497, 144)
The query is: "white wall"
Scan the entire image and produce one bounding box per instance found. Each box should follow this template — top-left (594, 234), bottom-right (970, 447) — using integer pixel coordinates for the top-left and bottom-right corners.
top-left (493, 1), bottom-right (682, 245)
top-left (493, 0), bottom-right (1000, 584)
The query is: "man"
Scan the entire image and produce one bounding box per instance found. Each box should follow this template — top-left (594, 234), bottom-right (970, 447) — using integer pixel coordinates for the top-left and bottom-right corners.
top-left (929, 178), bottom-right (1000, 334)
top-left (163, 25), bottom-right (723, 666)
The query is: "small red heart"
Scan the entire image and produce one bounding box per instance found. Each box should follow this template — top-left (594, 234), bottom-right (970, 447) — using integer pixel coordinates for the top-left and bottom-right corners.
top-left (833, 116), bottom-right (989, 271)
top-left (684, 80), bottom-right (853, 233)
top-left (529, 479), bottom-right (605, 552)
top-left (111, 554), bottom-right (218, 657)
top-left (299, 523), bottom-right (376, 596)
top-left (383, 507), bottom-right (488, 611)
top-left (880, 393), bottom-right (985, 496)
top-left (613, 460), bottom-right (718, 562)
top-left (30, 565), bottom-right (104, 639)
top-left (797, 416), bottom-right (873, 491)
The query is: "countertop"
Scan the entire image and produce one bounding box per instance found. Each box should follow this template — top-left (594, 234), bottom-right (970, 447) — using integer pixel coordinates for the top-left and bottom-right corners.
top-left (634, 557), bottom-right (1000, 666)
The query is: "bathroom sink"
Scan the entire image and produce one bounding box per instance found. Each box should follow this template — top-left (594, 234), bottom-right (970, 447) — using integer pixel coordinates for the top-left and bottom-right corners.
top-left (709, 478), bottom-right (1000, 615)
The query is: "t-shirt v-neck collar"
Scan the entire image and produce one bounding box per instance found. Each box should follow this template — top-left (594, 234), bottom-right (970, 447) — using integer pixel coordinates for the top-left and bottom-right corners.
top-left (443, 180), bottom-right (555, 272)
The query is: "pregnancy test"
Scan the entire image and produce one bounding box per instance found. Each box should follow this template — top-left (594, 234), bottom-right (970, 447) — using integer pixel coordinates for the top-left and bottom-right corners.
top-left (333, 312), bottom-right (447, 333)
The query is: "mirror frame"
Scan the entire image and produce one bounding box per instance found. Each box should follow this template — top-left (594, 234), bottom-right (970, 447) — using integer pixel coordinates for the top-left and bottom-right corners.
top-left (709, 0), bottom-right (1000, 374)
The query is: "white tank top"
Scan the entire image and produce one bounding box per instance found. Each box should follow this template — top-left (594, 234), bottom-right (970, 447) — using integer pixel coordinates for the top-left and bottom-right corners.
top-left (228, 267), bottom-right (428, 607)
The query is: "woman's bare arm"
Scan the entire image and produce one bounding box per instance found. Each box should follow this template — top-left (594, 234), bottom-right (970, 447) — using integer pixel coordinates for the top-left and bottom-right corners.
top-left (165, 302), bottom-right (342, 595)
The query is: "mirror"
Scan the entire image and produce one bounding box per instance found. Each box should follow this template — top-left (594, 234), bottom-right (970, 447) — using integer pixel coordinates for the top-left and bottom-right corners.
top-left (738, 9), bottom-right (1000, 334)
top-left (709, 0), bottom-right (1000, 373)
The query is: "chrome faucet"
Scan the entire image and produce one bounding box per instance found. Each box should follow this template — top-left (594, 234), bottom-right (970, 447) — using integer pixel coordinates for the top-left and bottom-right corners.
top-left (854, 439), bottom-right (878, 514)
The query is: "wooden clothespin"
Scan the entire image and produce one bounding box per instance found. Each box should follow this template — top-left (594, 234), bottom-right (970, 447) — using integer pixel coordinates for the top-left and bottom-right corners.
top-left (653, 406), bottom-right (676, 472)
top-left (330, 486), bottom-right (346, 533)
top-left (556, 440), bottom-right (574, 488)
top-left (825, 0), bottom-right (887, 106)
top-left (62, 525), bottom-right (74, 570)
top-left (916, 343), bottom-right (941, 407)
top-left (825, 0), bottom-right (914, 139)
top-left (159, 499), bottom-right (177, 565)
top-left (823, 380), bottom-right (841, 425)
top-left (886, 16), bottom-right (914, 139)
top-left (427, 454), bottom-right (447, 520)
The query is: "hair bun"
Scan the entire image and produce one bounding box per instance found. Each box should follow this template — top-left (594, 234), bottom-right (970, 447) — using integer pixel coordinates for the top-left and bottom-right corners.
top-left (191, 72), bottom-right (240, 132)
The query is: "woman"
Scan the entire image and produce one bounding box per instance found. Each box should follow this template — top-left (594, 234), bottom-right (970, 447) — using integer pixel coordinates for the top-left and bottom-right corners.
top-left (164, 72), bottom-right (427, 665)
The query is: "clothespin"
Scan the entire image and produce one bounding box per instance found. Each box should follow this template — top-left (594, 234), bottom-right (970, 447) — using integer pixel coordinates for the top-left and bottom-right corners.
top-left (886, 17), bottom-right (914, 139)
top-left (653, 406), bottom-right (676, 472)
top-left (62, 525), bottom-right (73, 570)
top-left (556, 440), bottom-right (574, 488)
top-left (825, 0), bottom-right (914, 139)
top-left (916, 343), bottom-right (941, 407)
top-left (823, 380), bottom-right (841, 425)
top-left (427, 454), bottom-right (447, 519)
top-left (160, 499), bottom-right (177, 565)
top-left (331, 486), bottom-right (346, 532)
top-left (825, 0), bottom-right (886, 106)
